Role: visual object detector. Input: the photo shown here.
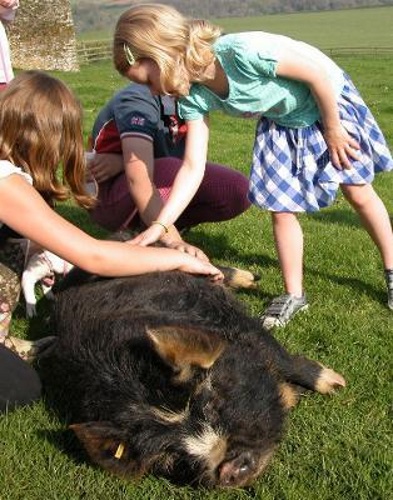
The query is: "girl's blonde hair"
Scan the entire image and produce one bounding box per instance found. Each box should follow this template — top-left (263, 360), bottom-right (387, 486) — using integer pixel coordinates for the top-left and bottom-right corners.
top-left (113, 3), bottom-right (222, 96)
top-left (0, 70), bottom-right (95, 209)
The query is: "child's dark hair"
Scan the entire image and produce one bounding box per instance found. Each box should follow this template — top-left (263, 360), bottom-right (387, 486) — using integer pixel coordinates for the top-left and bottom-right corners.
top-left (0, 70), bottom-right (95, 209)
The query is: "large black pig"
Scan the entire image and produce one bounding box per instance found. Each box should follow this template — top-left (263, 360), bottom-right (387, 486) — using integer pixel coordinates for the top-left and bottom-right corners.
top-left (42, 267), bottom-right (345, 488)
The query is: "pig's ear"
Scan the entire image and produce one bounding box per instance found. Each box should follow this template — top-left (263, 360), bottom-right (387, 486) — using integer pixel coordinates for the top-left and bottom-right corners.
top-left (147, 325), bottom-right (225, 383)
top-left (70, 422), bottom-right (141, 479)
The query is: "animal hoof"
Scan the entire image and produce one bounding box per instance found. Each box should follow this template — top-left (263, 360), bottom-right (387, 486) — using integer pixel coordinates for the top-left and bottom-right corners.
top-left (6, 335), bottom-right (58, 362)
top-left (315, 367), bottom-right (346, 394)
top-left (220, 266), bottom-right (260, 290)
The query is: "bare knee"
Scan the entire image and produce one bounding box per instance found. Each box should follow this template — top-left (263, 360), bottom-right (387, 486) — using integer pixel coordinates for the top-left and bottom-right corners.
top-left (271, 212), bottom-right (299, 227)
top-left (341, 184), bottom-right (376, 210)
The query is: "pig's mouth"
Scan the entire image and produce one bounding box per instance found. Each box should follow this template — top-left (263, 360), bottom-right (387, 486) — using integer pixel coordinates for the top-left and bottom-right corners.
top-left (216, 448), bottom-right (276, 488)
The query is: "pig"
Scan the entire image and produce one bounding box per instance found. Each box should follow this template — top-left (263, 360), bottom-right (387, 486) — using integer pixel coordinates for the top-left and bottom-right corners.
top-left (41, 267), bottom-right (345, 488)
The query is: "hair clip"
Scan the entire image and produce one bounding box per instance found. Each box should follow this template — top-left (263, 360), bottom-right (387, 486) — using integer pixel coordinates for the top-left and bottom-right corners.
top-left (123, 44), bottom-right (136, 66)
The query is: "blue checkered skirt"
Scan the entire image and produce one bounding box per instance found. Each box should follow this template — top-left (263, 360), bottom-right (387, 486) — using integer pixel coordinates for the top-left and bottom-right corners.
top-left (249, 74), bottom-right (393, 212)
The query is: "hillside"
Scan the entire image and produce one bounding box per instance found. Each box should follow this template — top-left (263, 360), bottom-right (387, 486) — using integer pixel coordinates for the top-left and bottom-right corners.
top-left (70, 0), bottom-right (392, 34)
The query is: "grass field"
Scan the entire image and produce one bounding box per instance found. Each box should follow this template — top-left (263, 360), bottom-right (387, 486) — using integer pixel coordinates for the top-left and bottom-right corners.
top-left (78, 5), bottom-right (393, 51)
top-left (217, 6), bottom-right (393, 49)
top-left (1, 7), bottom-right (393, 500)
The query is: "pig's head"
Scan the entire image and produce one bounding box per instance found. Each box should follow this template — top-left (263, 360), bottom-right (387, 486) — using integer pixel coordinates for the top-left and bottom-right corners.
top-left (70, 324), bottom-right (295, 488)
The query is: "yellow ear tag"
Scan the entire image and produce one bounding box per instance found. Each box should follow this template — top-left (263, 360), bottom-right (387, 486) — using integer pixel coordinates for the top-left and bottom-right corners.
top-left (114, 442), bottom-right (125, 460)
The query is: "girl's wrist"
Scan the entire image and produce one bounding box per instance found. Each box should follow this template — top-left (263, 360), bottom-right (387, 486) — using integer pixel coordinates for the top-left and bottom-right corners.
top-left (151, 220), bottom-right (169, 234)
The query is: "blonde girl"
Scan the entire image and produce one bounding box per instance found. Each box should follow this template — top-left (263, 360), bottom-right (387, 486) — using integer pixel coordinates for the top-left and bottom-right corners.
top-left (113, 3), bottom-right (393, 328)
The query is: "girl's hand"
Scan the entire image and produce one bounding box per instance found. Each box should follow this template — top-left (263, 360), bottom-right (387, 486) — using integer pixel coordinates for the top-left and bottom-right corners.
top-left (275, 49), bottom-right (361, 170)
top-left (128, 224), bottom-right (164, 247)
top-left (178, 254), bottom-right (224, 280)
top-left (128, 227), bottom-right (209, 262)
top-left (127, 224), bottom-right (209, 262)
top-left (162, 239), bottom-right (209, 262)
top-left (323, 126), bottom-right (360, 170)
top-left (87, 153), bottom-right (124, 183)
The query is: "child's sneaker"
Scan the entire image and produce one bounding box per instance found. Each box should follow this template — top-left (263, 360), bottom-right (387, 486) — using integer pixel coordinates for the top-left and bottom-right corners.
top-left (261, 294), bottom-right (308, 329)
top-left (384, 269), bottom-right (393, 310)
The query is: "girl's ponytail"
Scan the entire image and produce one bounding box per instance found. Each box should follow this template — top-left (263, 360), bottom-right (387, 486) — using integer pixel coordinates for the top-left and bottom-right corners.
top-left (185, 19), bottom-right (222, 83)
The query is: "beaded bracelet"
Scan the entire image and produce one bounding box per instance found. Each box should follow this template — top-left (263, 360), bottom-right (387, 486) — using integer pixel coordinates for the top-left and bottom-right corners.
top-left (151, 220), bottom-right (169, 234)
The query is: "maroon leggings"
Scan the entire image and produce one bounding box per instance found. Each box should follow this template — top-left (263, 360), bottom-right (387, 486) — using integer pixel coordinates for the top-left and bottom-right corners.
top-left (90, 157), bottom-right (251, 232)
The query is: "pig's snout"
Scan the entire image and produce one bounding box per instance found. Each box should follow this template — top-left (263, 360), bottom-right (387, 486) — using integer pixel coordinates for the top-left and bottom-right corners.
top-left (218, 451), bottom-right (256, 487)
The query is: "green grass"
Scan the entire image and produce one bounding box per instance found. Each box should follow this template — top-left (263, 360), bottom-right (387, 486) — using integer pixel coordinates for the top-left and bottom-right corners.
top-left (77, 5), bottom-right (393, 51)
top-left (217, 6), bottom-right (393, 49)
top-left (1, 44), bottom-right (393, 500)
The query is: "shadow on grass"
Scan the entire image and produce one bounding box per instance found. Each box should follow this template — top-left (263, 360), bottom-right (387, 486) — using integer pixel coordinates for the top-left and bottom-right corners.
top-left (57, 202), bottom-right (382, 297)
top-left (36, 425), bottom-right (89, 467)
top-left (35, 356), bottom-right (91, 466)
top-left (186, 229), bottom-right (275, 269)
top-left (310, 207), bottom-right (360, 228)
top-left (187, 227), bottom-right (385, 304)
top-left (310, 268), bottom-right (385, 303)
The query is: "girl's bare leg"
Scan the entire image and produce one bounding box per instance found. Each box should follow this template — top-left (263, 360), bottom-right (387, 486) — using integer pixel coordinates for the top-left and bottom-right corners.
top-left (341, 184), bottom-right (393, 269)
top-left (271, 211), bottom-right (304, 297)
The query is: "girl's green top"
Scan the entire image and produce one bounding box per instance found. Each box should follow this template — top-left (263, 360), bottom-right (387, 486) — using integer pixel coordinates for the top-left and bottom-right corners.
top-left (178, 31), bottom-right (345, 128)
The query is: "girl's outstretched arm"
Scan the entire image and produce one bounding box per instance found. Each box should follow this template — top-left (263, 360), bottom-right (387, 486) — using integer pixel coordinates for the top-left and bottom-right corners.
top-left (89, 137), bottom-right (209, 261)
top-left (275, 49), bottom-right (360, 169)
top-left (0, 174), bottom-right (223, 279)
top-left (130, 116), bottom-right (210, 247)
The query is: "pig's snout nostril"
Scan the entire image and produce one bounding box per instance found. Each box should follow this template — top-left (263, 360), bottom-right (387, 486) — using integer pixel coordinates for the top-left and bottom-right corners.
top-left (218, 452), bottom-right (256, 487)
top-left (239, 463), bottom-right (249, 474)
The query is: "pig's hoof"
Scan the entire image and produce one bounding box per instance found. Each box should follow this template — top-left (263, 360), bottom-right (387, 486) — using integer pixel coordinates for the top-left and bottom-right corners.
top-left (220, 267), bottom-right (260, 290)
top-left (315, 367), bottom-right (346, 394)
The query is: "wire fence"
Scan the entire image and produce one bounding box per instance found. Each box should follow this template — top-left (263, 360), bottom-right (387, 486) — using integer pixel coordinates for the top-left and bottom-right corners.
top-left (77, 40), bottom-right (113, 64)
top-left (323, 47), bottom-right (393, 56)
top-left (76, 39), bottom-right (393, 65)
